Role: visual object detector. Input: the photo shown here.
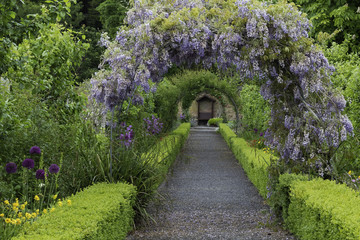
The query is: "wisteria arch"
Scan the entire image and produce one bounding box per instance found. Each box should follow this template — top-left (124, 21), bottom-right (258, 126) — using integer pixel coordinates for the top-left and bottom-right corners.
top-left (91, 0), bottom-right (353, 175)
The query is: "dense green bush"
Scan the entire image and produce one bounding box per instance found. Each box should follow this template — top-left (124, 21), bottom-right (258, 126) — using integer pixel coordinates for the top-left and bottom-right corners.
top-left (325, 40), bottom-right (360, 136)
top-left (4, 22), bottom-right (89, 117)
top-left (230, 137), bottom-right (272, 198)
top-left (286, 178), bottom-right (360, 240)
top-left (268, 173), bottom-right (310, 221)
top-left (219, 123), bottom-right (271, 198)
top-left (96, 0), bottom-right (129, 38)
top-left (218, 123), bottom-right (237, 147)
top-left (141, 122), bottom-right (191, 185)
top-left (239, 84), bottom-right (270, 134)
top-left (170, 123), bottom-right (191, 143)
top-left (13, 182), bottom-right (136, 240)
top-left (289, 0), bottom-right (360, 52)
top-left (207, 118), bottom-right (223, 126)
top-left (154, 78), bottom-right (181, 131)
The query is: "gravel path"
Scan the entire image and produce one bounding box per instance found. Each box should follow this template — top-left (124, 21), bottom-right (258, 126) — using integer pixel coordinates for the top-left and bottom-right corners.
top-left (127, 127), bottom-right (296, 240)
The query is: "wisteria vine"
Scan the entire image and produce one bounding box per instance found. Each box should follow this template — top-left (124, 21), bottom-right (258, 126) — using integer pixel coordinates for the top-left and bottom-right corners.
top-left (91, 0), bottom-right (354, 175)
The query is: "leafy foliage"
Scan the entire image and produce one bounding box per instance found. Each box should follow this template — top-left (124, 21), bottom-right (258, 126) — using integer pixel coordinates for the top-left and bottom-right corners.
top-left (4, 23), bottom-right (89, 117)
top-left (239, 84), bottom-right (270, 134)
top-left (289, 0), bottom-right (360, 51)
top-left (96, 0), bottom-right (130, 38)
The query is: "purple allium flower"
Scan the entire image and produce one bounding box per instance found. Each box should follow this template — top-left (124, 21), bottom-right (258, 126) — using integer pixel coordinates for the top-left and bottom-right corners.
top-left (36, 169), bottom-right (45, 180)
top-left (260, 132), bottom-right (264, 137)
top-left (30, 146), bottom-right (41, 155)
top-left (22, 158), bottom-right (35, 169)
top-left (49, 164), bottom-right (60, 174)
top-left (254, 128), bottom-right (258, 133)
top-left (5, 162), bottom-right (17, 174)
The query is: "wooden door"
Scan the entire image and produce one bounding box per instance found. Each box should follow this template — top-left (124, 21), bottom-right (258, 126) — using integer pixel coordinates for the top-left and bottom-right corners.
top-left (198, 98), bottom-right (213, 120)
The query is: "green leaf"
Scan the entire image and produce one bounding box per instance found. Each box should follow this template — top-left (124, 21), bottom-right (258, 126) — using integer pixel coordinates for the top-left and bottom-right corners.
top-left (9, 11), bottom-right (16, 19)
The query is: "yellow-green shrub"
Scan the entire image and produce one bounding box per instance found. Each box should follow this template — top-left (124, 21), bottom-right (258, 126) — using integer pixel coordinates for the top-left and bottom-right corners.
top-left (218, 123), bottom-right (237, 147)
top-left (269, 173), bottom-right (310, 221)
top-left (286, 178), bottom-right (360, 240)
top-left (141, 123), bottom-right (190, 186)
top-left (170, 123), bottom-right (191, 144)
top-left (208, 118), bottom-right (223, 126)
top-left (13, 182), bottom-right (136, 240)
top-left (219, 123), bottom-right (272, 198)
top-left (230, 137), bottom-right (271, 198)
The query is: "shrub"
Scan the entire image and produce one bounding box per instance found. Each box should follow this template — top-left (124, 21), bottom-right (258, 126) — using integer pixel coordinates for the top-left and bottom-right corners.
top-left (207, 118), bottom-right (223, 126)
top-left (170, 123), bottom-right (191, 144)
top-left (142, 123), bottom-right (191, 179)
top-left (286, 178), bottom-right (360, 240)
top-left (230, 137), bottom-right (271, 198)
top-left (218, 123), bottom-right (237, 147)
top-left (239, 84), bottom-right (270, 134)
top-left (13, 182), bottom-right (136, 240)
top-left (268, 173), bottom-right (310, 221)
top-left (219, 123), bottom-right (271, 198)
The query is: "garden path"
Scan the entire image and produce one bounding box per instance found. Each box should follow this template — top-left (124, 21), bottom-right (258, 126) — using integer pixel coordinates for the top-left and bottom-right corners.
top-left (127, 127), bottom-right (295, 240)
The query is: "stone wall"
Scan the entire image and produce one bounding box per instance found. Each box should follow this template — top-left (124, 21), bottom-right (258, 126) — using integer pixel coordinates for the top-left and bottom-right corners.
top-left (178, 93), bottom-right (237, 125)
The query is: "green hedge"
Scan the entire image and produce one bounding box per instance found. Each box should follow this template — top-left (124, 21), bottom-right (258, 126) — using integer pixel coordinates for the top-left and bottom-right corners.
top-left (270, 173), bottom-right (310, 221)
top-left (286, 178), bottom-right (360, 240)
top-left (13, 182), bottom-right (136, 240)
top-left (207, 118), bottom-right (223, 126)
top-left (141, 123), bottom-right (190, 186)
top-left (170, 123), bottom-right (191, 144)
top-left (219, 124), bottom-right (360, 239)
top-left (218, 123), bottom-right (237, 147)
top-left (219, 123), bottom-right (271, 198)
top-left (12, 124), bottom-right (191, 240)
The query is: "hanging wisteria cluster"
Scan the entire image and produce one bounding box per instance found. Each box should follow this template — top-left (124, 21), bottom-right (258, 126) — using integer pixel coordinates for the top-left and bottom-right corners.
top-left (91, 0), bottom-right (353, 173)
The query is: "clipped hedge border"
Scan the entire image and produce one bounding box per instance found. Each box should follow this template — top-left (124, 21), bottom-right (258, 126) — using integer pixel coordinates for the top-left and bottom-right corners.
top-left (14, 182), bottom-right (136, 240)
top-left (219, 123), bottom-right (271, 198)
top-left (14, 123), bottom-right (191, 240)
top-left (286, 178), bottom-right (360, 240)
top-left (219, 124), bottom-right (360, 239)
top-left (207, 118), bottom-right (223, 126)
top-left (142, 123), bottom-right (190, 165)
top-left (218, 123), bottom-right (237, 147)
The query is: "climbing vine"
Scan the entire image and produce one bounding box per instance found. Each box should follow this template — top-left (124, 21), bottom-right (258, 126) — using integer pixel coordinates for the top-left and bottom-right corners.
top-left (91, 0), bottom-right (353, 176)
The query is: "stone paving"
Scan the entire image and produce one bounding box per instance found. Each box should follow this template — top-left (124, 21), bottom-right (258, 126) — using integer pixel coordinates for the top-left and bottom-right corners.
top-left (127, 127), bottom-right (296, 240)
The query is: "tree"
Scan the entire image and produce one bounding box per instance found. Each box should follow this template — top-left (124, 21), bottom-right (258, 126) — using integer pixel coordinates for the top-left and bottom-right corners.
top-left (289, 0), bottom-right (360, 51)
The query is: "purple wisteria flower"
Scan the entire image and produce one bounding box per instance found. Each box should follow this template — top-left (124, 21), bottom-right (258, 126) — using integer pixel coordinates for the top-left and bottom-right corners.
top-left (30, 146), bottom-right (41, 155)
top-left (49, 164), bottom-right (60, 174)
top-left (5, 162), bottom-right (17, 174)
top-left (36, 169), bottom-right (45, 180)
top-left (22, 158), bottom-right (35, 169)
